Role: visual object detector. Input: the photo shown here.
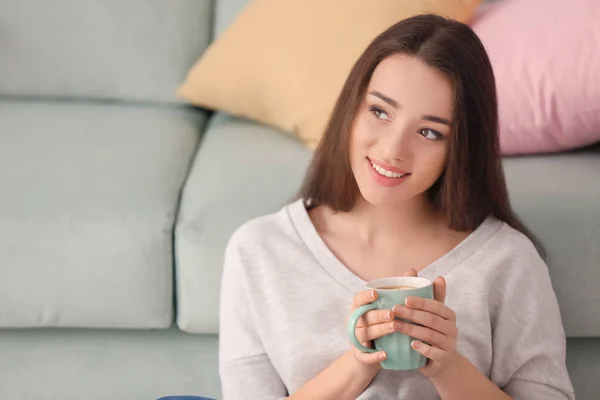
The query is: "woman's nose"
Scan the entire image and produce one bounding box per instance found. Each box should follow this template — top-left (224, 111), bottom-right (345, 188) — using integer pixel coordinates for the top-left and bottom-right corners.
top-left (382, 126), bottom-right (412, 161)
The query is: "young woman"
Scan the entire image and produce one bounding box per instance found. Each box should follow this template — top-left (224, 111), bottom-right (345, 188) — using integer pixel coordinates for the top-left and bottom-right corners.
top-left (218, 14), bottom-right (575, 400)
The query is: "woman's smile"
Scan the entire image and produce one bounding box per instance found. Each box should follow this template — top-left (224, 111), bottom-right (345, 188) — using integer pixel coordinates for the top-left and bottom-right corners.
top-left (367, 157), bottom-right (411, 187)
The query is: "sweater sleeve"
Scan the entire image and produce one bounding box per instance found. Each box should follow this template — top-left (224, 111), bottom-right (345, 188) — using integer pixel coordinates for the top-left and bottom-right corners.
top-left (218, 231), bottom-right (288, 400)
top-left (489, 244), bottom-right (575, 400)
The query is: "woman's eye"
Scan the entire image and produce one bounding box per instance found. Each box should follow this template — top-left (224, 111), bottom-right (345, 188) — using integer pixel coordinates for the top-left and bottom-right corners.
top-left (369, 106), bottom-right (389, 121)
top-left (418, 128), bottom-right (443, 140)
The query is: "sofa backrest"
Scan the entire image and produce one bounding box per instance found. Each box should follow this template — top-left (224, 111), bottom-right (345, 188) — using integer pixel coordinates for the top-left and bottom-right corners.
top-left (213, 0), bottom-right (248, 38)
top-left (0, 0), bottom-right (213, 103)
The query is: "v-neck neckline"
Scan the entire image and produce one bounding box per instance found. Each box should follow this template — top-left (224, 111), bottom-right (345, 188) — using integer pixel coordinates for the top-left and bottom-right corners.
top-left (286, 198), bottom-right (502, 293)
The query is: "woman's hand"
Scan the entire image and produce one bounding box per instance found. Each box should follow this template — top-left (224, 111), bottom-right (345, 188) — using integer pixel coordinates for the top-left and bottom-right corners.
top-left (347, 270), bottom-right (417, 368)
top-left (347, 289), bottom-right (394, 368)
top-left (395, 270), bottom-right (460, 379)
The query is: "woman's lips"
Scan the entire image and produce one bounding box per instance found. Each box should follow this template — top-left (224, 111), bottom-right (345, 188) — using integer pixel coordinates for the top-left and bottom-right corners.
top-left (367, 158), bottom-right (411, 187)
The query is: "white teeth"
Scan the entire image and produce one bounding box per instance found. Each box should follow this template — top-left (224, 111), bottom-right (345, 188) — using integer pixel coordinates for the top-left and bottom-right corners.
top-left (371, 162), bottom-right (407, 179)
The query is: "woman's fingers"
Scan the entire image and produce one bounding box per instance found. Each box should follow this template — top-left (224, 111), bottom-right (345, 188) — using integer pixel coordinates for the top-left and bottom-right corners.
top-left (404, 268), bottom-right (418, 277)
top-left (357, 309), bottom-right (394, 328)
top-left (353, 349), bottom-right (388, 365)
top-left (411, 340), bottom-right (445, 362)
top-left (392, 305), bottom-right (455, 336)
top-left (348, 290), bottom-right (378, 328)
top-left (352, 290), bottom-right (377, 309)
top-left (356, 320), bottom-right (400, 343)
top-left (396, 321), bottom-right (453, 351)
top-left (404, 296), bottom-right (456, 321)
top-left (433, 276), bottom-right (447, 304)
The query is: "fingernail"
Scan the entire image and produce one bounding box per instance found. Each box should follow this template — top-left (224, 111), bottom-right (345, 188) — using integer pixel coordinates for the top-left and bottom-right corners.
top-left (393, 305), bottom-right (403, 314)
top-left (411, 340), bottom-right (420, 349)
top-left (370, 290), bottom-right (376, 300)
top-left (394, 321), bottom-right (402, 330)
top-left (404, 297), bottom-right (411, 306)
top-left (387, 310), bottom-right (393, 320)
top-left (379, 352), bottom-right (387, 360)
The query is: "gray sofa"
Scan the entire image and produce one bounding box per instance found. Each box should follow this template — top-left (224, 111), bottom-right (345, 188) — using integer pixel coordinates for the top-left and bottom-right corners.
top-left (0, 1), bottom-right (598, 399)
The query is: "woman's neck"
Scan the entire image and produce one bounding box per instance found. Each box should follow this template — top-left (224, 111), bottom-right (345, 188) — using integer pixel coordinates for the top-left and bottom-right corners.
top-left (345, 195), bottom-right (445, 245)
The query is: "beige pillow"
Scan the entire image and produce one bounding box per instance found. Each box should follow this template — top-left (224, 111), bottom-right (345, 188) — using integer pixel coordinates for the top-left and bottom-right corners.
top-left (178, 0), bottom-right (481, 149)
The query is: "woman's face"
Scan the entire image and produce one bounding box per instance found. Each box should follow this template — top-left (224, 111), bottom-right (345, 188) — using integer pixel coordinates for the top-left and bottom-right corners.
top-left (350, 54), bottom-right (454, 208)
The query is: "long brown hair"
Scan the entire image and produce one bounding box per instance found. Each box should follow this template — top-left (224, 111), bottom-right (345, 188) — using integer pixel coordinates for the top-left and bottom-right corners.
top-left (299, 14), bottom-right (543, 253)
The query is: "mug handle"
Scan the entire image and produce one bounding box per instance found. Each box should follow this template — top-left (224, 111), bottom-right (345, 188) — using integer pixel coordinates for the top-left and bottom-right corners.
top-left (347, 303), bottom-right (379, 353)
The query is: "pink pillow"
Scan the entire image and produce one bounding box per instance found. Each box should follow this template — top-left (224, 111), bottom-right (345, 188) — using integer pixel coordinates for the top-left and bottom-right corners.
top-left (471, 0), bottom-right (600, 155)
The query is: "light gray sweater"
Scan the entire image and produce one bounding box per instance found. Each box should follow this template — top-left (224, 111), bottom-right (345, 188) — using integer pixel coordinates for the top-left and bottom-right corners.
top-left (219, 199), bottom-right (575, 399)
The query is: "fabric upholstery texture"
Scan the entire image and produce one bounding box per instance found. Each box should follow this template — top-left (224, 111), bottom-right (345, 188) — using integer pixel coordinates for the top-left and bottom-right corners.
top-left (175, 114), bottom-right (311, 333)
top-left (503, 144), bottom-right (600, 337)
top-left (0, 0), bottom-right (213, 103)
top-left (0, 100), bottom-right (205, 328)
top-left (0, 328), bottom-right (221, 400)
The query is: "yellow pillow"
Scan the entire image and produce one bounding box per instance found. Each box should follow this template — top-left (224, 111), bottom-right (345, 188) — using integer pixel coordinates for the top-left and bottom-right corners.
top-left (178, 0), bottom-right (481, 149)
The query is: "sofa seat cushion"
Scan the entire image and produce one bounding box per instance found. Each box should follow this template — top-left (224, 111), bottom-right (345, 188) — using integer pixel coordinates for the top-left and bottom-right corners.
top-left (175, 113), bottom-right (311, 333)
top-left (0, 328), bottom-right (221, 400)
top-left (0, 100), bottom-right (205, 328)
top-left (566, 338), bottom-right (600, 399)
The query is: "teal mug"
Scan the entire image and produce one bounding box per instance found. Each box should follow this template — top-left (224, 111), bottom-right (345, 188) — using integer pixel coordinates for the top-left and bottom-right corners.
top-left (347, 276), bottom-right (434, 370)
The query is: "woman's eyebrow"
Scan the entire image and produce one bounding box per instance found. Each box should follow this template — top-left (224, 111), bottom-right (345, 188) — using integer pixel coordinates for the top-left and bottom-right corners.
top-left (421, 114), bottom-right (452, 126)
top-left (368, 90), bottom-right (399, 108)
top-left (369, 90), bottom-right (452, 126)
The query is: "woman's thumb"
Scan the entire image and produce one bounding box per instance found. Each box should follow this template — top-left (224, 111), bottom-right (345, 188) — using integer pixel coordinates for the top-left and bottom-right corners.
top-left (404, 268), bottom-right (418, 277)
top-left (434, 276), bottom-right (447, 304)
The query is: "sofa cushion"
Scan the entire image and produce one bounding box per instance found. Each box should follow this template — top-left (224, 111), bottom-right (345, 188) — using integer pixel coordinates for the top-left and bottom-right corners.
top-left (472, 0), bottom-right (600, 154)
top-left (566, 338), bottom-right (600, 399)
top-left (503, 144), bottom-right (600, 337)
top-left (0, 0), bottom-right (212, 103)
top-left (0, 100), bottom-right (205, 328)
top-left (0, 328), bottom-right (221, 400)
top-left (176, 115), bottom-right (600, 336)
top-left (175, 114), bottom-right (311, 333)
